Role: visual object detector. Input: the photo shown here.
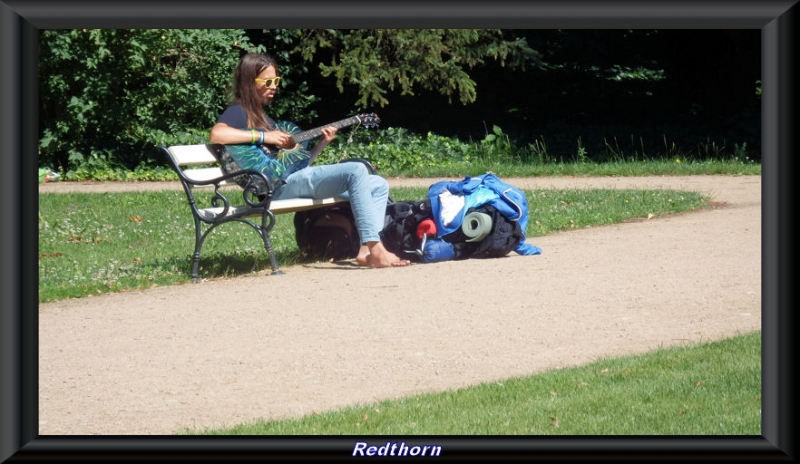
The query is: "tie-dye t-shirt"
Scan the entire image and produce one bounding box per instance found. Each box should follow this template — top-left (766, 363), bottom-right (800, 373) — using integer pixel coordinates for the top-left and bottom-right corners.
top-left (216, 104), bottom-right (311, 183)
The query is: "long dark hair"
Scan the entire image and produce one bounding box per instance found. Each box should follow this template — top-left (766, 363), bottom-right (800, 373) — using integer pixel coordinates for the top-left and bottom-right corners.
top-left (232, 53), bottom-right (278, 129)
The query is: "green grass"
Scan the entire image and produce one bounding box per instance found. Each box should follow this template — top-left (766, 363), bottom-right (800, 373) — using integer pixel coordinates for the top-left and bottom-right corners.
top-left (38, 186), bottom-right (709, 303)
top-left (184, 330), bottom-right (761, 435)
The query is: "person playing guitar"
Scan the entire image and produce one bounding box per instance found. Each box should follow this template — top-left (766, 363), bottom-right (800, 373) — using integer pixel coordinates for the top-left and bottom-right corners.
top-left (209, 53), bottom-right (409, 268)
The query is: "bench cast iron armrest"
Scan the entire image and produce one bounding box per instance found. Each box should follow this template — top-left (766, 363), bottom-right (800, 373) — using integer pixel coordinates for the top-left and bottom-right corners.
top-left (189, 169), bottom-right (274, 213)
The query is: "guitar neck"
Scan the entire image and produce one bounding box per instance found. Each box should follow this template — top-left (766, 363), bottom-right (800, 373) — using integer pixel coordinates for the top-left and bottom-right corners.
top-left (290, 116), bottom-right (365, 144)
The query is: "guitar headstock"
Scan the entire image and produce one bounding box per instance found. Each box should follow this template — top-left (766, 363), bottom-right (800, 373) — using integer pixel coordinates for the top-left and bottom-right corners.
top-left (355, 113), bottom-right (381, 129)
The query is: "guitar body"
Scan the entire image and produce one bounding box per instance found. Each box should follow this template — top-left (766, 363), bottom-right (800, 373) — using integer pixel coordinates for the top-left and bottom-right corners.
top-left (261, 120), bottom-right (313, 165)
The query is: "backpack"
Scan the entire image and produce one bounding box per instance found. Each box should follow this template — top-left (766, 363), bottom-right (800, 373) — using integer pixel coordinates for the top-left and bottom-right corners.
top-left (294, 204), bottom-right (361, 261)
top-left (379, 199), bottom-right (433, 261)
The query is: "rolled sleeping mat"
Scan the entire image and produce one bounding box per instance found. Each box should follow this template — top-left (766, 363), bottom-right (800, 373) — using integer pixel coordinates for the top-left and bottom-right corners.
top-left (461, 211), bottom-right (493, 242)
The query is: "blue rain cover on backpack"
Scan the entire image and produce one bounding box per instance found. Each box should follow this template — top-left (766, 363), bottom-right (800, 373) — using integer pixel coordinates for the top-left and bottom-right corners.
top-left (427, 173), bottom-right (542, 256)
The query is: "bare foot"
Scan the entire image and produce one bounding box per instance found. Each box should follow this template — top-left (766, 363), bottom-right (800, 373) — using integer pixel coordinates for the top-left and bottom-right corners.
top-left (360, 242), bottom-right (411, 268)
top-left (356, 245), bottom-right (370, 266)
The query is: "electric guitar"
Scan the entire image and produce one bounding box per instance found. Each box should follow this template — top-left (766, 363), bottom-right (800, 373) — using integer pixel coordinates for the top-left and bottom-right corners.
top-left (262, 112), bottom-right (381, 160)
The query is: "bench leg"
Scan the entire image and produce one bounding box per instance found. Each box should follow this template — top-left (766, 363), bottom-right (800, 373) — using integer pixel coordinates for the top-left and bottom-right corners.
top-left (190, 218), bottom-right (206, 283)
top-left (256, 211), bottom-right (284, 276)
top-left (188, 213), bottom-right (283, 281)
top-left (190, 251), bottom-right (202, 283)
top-left (260, 231), bottom-right (284, 276)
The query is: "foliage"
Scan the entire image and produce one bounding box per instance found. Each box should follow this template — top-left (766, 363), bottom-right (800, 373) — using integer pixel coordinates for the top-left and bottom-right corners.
top-left (315, 126), bottom-right (475, 173)
top-left (37, 29), bottom-right (539, 177)
top-left (38, 29), bottom-right (265, 175)
top-left (293, 29), bottom-right (539, 108)
top-left (37, 29), bottom-right (761, 180)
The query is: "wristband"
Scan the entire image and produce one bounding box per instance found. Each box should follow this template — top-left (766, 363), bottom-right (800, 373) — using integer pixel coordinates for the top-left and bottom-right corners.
top-left (259, 130), bottom-right (265, 145)
top-left (250, 129), bottom-right (257, 144)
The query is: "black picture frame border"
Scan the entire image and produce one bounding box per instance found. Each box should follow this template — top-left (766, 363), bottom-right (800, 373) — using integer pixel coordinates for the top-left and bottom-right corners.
top-left (2, 1), bottom-right (795, 461)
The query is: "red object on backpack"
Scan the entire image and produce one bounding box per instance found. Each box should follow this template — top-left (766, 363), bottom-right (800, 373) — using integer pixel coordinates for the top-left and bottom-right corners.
top-left (416, 219), bottom-right (437, 239)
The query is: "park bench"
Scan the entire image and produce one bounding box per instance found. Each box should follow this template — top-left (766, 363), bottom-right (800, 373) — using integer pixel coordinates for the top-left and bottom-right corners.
top-left (159, 143), bottom-right (369, 282)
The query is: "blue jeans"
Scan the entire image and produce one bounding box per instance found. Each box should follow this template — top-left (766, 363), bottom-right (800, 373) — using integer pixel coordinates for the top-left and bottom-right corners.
top-left (273, 162), bottom-right (389, 244)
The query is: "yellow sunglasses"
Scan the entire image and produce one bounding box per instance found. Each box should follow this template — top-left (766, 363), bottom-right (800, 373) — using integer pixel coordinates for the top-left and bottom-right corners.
top-left (254, 77), bottom-right (281, 87)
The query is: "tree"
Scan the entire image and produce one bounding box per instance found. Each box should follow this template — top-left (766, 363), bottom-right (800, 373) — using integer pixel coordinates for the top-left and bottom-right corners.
top-left (38, 29), bottom-right (264, 174)
top-left (291, 29), bottom-right (539, 108)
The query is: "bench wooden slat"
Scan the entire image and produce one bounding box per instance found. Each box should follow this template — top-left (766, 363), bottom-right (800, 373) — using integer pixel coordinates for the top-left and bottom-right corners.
top-left (183, 167), bottom-right (230, 184)
top-left (168, 145), bottom-right (219, 166)
top-left (269, 196), bottom-right (349, 214)
top-left (198, 196), bottom-right (349, 220)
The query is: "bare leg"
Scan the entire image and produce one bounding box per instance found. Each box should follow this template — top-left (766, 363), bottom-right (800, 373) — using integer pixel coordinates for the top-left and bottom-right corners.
top-left (356, 241), bottom-right (411, 268)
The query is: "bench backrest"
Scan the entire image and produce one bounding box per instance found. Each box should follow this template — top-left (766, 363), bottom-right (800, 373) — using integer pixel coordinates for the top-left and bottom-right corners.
top-left (164, 144), bottom-right (232, 185)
